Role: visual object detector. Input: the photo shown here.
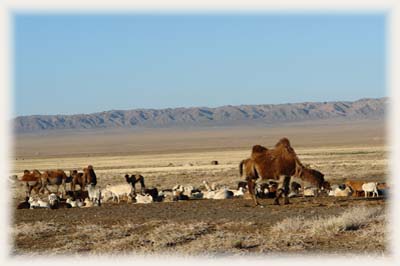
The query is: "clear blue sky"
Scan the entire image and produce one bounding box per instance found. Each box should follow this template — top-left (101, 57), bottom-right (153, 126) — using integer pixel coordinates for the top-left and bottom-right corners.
top-left (13, 13), bottom-right (386, 116)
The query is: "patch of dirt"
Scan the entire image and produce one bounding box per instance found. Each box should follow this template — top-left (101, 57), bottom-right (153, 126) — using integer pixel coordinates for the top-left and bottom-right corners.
top-left (11, 196), bottom-right (387, 255)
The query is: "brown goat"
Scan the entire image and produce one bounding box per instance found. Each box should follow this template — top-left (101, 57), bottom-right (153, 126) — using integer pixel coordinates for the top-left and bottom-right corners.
top-left (345, 180), bottom-right (365, 197)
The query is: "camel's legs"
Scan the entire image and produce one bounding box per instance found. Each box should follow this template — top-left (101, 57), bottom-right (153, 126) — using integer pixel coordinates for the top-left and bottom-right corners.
top-left (283, 176), bottom-right (291, 204)
top-left (274, 176), bottom-right (291, 205)
top-left (246, 177), bottom-right (259, 206)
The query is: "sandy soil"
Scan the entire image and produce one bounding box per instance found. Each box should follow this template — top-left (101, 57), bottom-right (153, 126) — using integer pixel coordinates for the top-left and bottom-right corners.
top-left (10, 120), bottom-right (388, 256)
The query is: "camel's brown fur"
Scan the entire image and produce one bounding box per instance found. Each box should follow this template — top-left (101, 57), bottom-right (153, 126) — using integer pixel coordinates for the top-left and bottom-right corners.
top-left (239, 138), bottom-right (325, 206)
top-left (20, 169), bottom-right (42, 197)
top-left (40, 169), bottom-right (69, 197)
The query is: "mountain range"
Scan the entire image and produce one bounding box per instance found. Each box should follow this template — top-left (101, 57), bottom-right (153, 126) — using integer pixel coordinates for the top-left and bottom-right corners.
top-left (13, 98), bottom-right (386, 133)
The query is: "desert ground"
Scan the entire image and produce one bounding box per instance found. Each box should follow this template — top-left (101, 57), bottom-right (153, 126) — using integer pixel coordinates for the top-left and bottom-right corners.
top-left (10, 120), bottom-right (388, 256)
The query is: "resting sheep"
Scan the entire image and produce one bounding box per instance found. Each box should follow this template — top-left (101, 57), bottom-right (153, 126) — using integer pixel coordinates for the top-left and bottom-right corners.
top-left (333, 186), bottom-right (352, 197)
top-left (303, 187), bottom-right (318, 197)
top-left (135, 194), bottom-right (153, 204)
top-left (17, 197), bottom-right (30, 209)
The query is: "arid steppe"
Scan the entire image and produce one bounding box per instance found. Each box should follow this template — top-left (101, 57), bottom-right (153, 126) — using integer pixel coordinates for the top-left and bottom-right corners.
top-left (10, 120), bottom-right (388, 256)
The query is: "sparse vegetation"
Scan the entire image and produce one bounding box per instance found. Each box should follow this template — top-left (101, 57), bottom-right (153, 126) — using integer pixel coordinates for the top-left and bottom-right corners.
top-left (11, 122), bottom-right (388, 255)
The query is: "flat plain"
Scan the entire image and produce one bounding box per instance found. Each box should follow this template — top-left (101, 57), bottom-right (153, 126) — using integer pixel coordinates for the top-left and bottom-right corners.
top-left (10, 119), bottom-right (388, 256)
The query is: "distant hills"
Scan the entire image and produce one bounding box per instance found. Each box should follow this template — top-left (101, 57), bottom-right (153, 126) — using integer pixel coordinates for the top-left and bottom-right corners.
top-left (14, 98), bottom-right (386, 133)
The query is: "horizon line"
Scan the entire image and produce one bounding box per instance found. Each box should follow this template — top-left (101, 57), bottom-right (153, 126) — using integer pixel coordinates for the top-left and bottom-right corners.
top-left (13, 96), bottom-right (387, 119)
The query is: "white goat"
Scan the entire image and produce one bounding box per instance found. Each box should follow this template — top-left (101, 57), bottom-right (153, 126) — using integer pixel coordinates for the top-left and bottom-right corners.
top-left (362, 182), bottom-right (379, 198)
top-left (102, 183), bottom-right (133, 203)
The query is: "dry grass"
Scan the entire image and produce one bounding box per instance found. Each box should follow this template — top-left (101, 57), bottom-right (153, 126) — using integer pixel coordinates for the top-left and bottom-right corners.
top-left (10, 122), bottom-right (388, 255)
top-left (11, 205), bottom-right (387, 256)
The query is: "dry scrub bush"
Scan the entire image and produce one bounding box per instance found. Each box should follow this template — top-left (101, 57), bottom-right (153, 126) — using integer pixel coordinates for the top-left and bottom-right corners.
top-left (267, 205), bottom-right (386, 252)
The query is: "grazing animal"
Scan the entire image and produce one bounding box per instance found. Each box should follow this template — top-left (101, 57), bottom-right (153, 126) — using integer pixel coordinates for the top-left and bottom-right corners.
top-left (255, 182), bottom-right (270, 198)
top-left (69, 170), bottom-right (86, 192)
top-left (231, 187), bottom-right (245, 197)
top-left (48, 193), bottom-right (59, 209)
top-left (87, 184), bottom-right (102, 206)
top-left (172, 190), bottom-right (190, 201)
top-left (290, 181), bottom-right (302, 194)
top-left (376, 182), bottom-right (388, 197)
top-left (333, 186), bottom-right (352, 197)
top-left (66, 198), bottom-right (79, 208)
top-left (103, 183), bottom-right (133, 203)
top-left (237, 181), bottom-right (248, 191)
top-left (83, 198), bottom-right (94, 207)
top-left (173, 185), bottom-right (196, 198)
top-left (40, 170), bottom-right (69, 197)
top-left (19, 170), bottom-right (42, 197)
top-left (135, 194), bottom-right (153, 204)
top-left (190, 191), bottom-right (204, 199)
top-left (124, 174), bottom-right (146, 195)
top-left (345, 180), bottom-right (365, 197)
top-left (296, 167), bottom-right (331, 192)
top-left (303, 187), bottom-right (318, 197)
top-left (203, 188), bottom-right (233, 200)
top-left (239, 138), bottom-right (307, 206)
top-left (362, 182), bottom-right (379, 198)
top-left (143, 188), bottom-right (159, 202)
top-left (211, 160), bottom-right (219, 165)
top-left (83, 165), bottom-right (97, 186)
top-left (17, 197), bottom-right (30, 209)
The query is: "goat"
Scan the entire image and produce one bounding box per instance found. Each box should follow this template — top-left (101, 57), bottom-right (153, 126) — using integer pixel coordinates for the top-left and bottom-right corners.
top-left (362, 182), bottom-right (379, 198)
top-left (102, 183), bottom-right (133, 203)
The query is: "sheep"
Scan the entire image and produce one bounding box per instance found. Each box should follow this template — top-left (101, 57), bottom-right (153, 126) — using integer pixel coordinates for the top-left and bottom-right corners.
top-left (48, 193), bottom-right (58, 207)
top-left (190, 191), bottom-right (204, 199)
top-left (28, 196), bottom-right (50, 209)
top-left (102, 183), bottom-right (133, 203)
top-left (333, 186), bottom-right (352, 197)
top-left (87, 184), bottom-right (102, 206)
top-left (135, 194), bottom-right (153, 204)
top-left (231, 187), bottom-right (245, 197)
top-left (172, 190), bottom-right (190, 201)
top-left (158, 189), bottom-right (175, 202)
top-left (66, 198), bottom-right (82, 208)
top-left (237, 181), bottom-right (248, 191)
top-left (362, 182), bottom-right (379, 198)
top-left (203, 188), bottom-right (233, 200)
top-left (38, 199), bottom-right (50, 208)
top-left (17, 197), bottom-right (30, 209)
top-left (143, 187), bottom-right (159, 202)
top-left (303, 187), bottom-right (318, 197)
top-left (83, 198), bottom-right (94, 207)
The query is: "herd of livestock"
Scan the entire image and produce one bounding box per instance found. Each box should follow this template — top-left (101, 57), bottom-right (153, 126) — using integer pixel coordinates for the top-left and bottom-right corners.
top-left (14, 137), bottom-right (388, 210)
